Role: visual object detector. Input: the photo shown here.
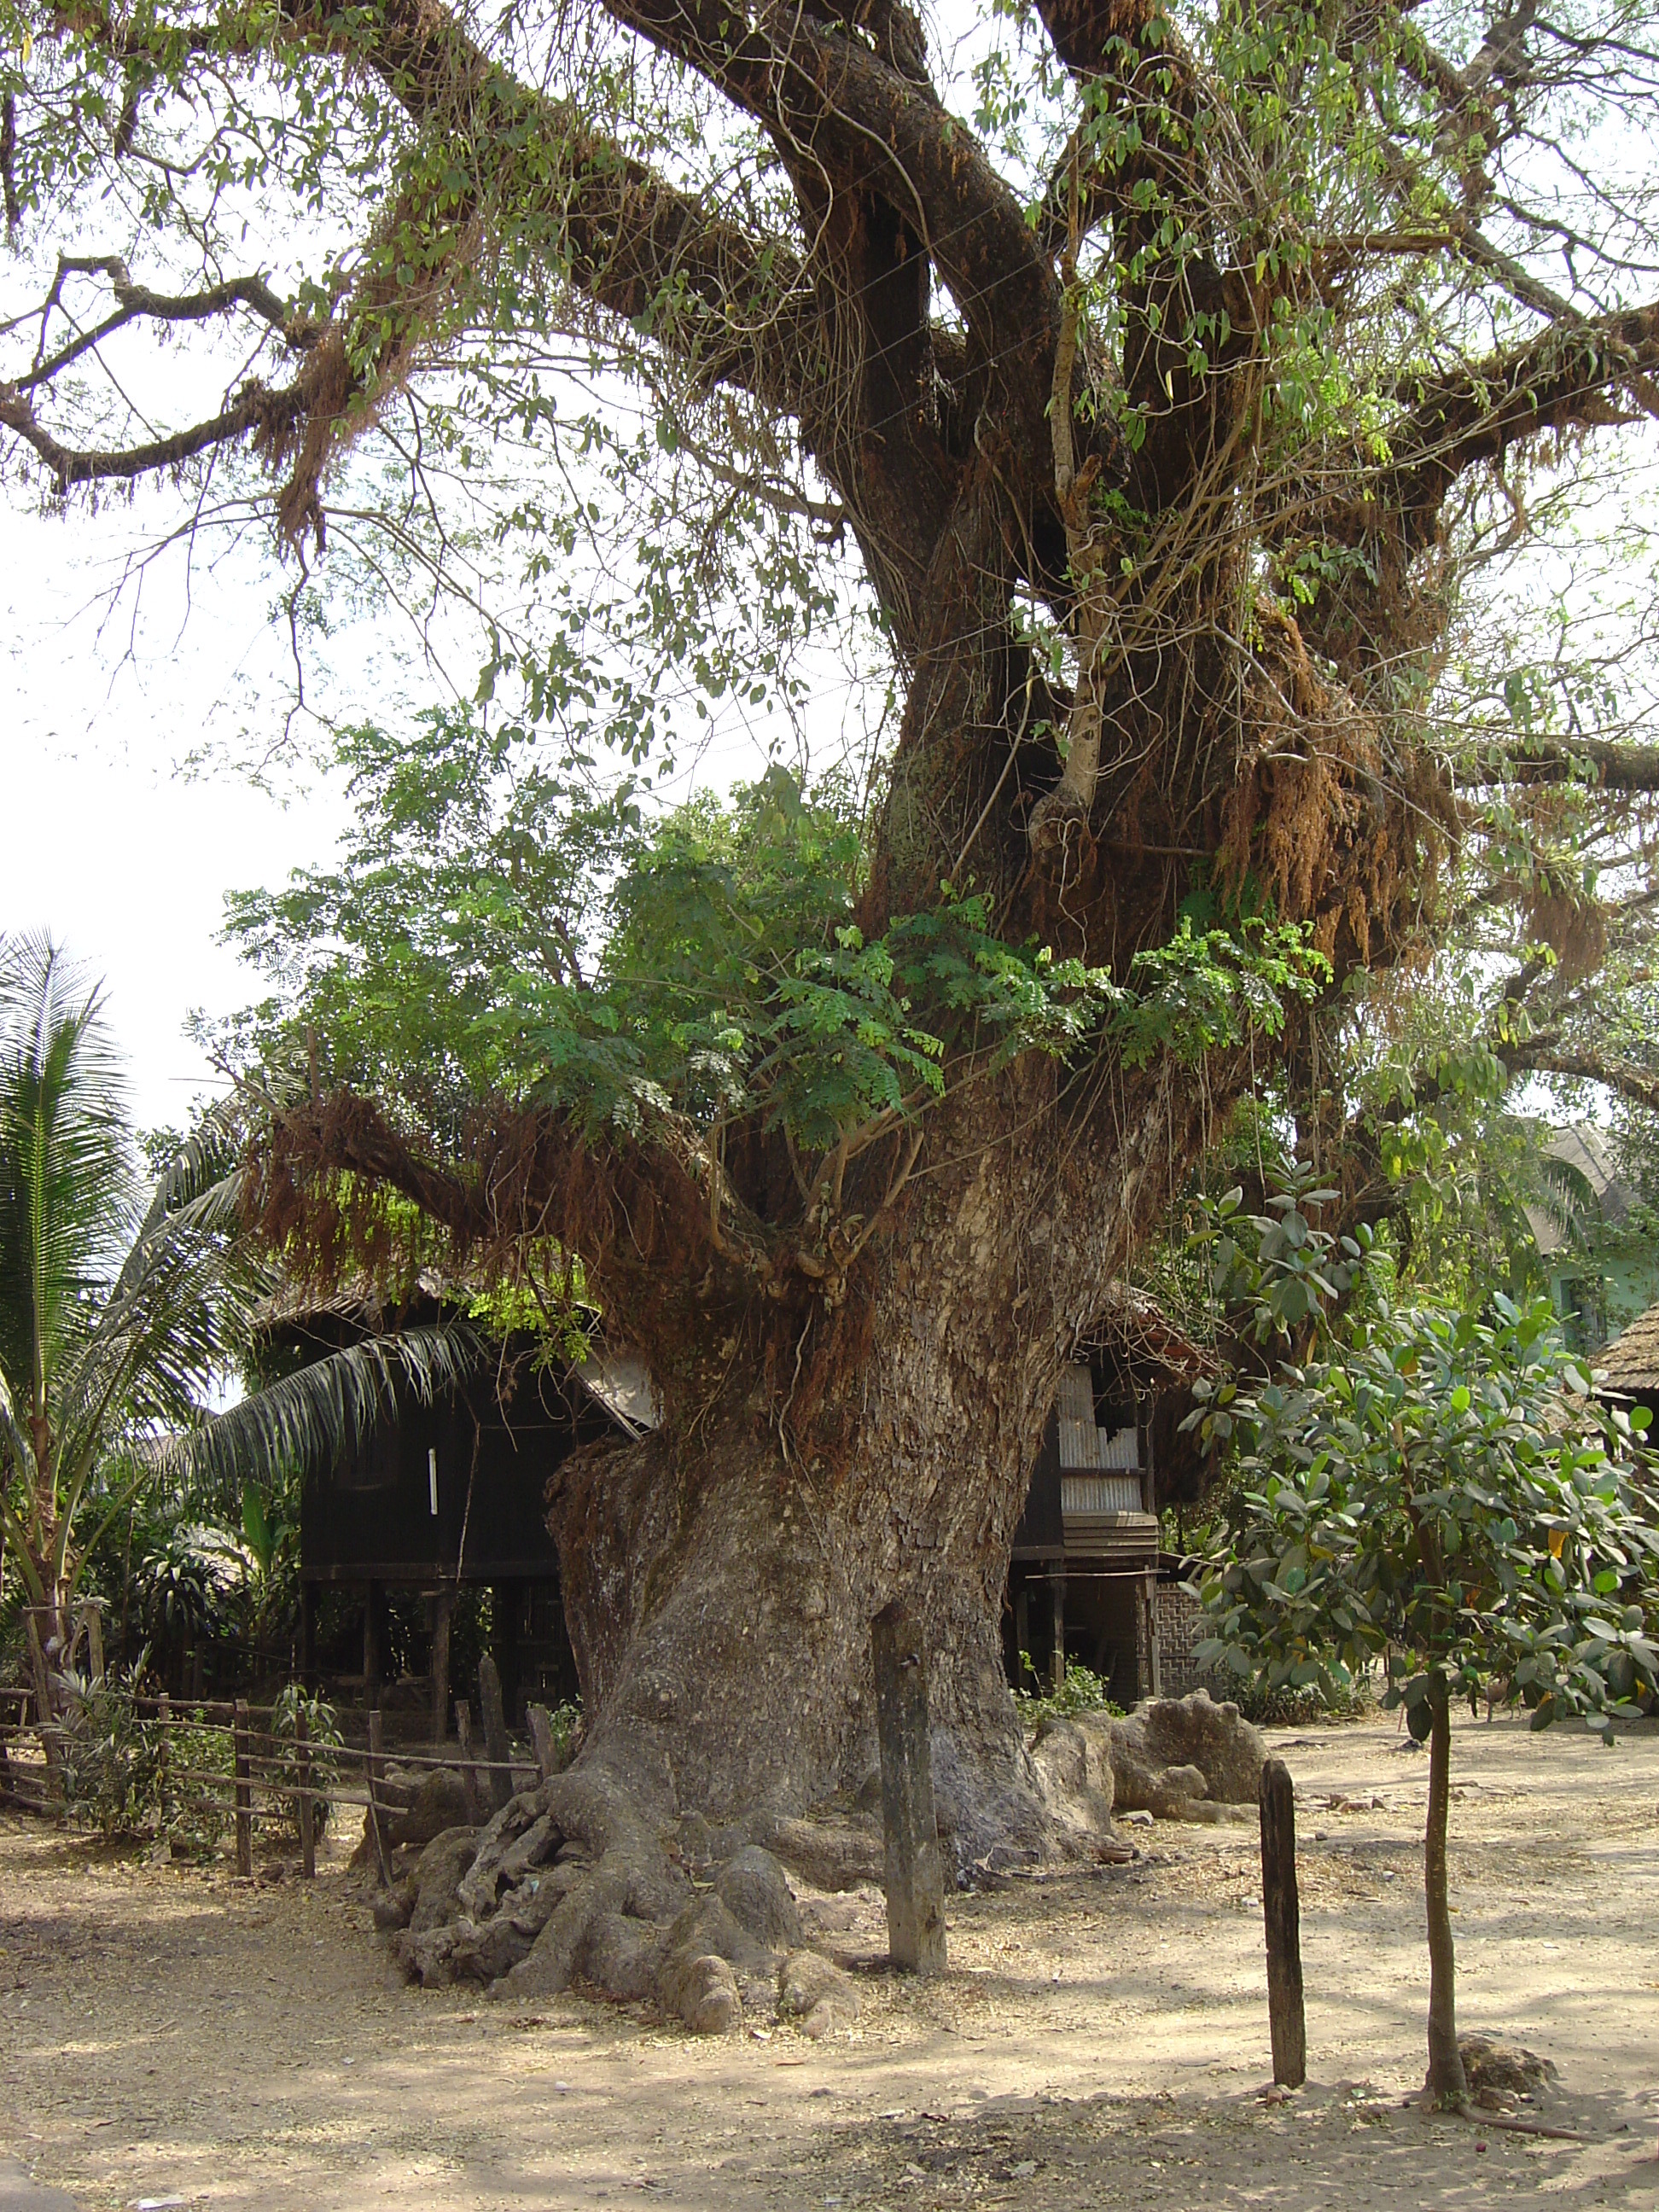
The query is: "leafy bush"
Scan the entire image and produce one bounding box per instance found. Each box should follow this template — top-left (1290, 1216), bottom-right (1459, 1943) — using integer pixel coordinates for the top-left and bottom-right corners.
top-left (269, 1683), bottom-right (344, 1837)
top-left (55, 1664), bottom-right (166, 1839)
top-left (1219, 1668), bottom-right (1374, 1728)
top-left (1013, 1659), bottom-right (1125, 1727)
top-left (133, 1534), bottom-right (225, 1661)
top-left (55, 1666), bottom-right (231, 1853)
top-left (538, 1697), bottom-right (585, 1767)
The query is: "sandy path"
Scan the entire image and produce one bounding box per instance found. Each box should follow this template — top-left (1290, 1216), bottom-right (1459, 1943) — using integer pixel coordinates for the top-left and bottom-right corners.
top-left (2, 1714), bottom-right (1656, 2209)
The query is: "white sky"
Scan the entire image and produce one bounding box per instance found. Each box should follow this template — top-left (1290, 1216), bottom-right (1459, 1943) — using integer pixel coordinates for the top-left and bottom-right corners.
top-left (3, 502), bottom-right (355, 1129)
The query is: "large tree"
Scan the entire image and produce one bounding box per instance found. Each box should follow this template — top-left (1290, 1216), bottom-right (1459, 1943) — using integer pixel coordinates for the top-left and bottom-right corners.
top-left (8, 0), bottom-right (1659, 1902)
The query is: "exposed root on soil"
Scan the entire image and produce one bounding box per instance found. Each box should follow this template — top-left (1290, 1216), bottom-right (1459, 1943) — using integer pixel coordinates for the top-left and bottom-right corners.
top-left (362, 1691), bottom-right (1266, 2032)
top-left (375, 1770), bottom-right (861, 2036)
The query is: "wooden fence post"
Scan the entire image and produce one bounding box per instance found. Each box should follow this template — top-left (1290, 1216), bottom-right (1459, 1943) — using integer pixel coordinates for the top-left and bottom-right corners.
top-left (296, 1700), bottom-right (316, 1880)
top-left (871, 1599), bottom-right (947, 1976)
top-left (234, 1699), bottom-right (253, 1877)
top-left (365, 1708), bottom-right (393, 1888)
top-left (527, 1703), bottom-right (558, 1783)
top-left (477, 1652), bottom-right (515, 1812)
top-left (1259, 1754), bottom-right (1307, 2087)
top-left (157, 1691), bottom-right (172, 1830)
top-left (299, 1582), bottom-right (317, 1694)
top-left (1049, 1572), bottom-right (1067, 1692)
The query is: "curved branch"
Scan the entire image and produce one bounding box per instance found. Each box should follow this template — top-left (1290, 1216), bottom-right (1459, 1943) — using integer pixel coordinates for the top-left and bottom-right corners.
top-left (7, 0), bottom-right (819, 529)
top-left (1503, 1040), bottom-right (1659, 1116)
top-left (1289, 300), bottom-right (1659, 670)
top-left (0, 376), bottom-right (305, 492)
top-left (14, 257), bottom-right (318, 398)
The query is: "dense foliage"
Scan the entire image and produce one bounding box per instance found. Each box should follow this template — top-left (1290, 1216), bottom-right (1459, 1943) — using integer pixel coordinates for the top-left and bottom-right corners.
top-left (223, 715), bottom-right (1328, 1295)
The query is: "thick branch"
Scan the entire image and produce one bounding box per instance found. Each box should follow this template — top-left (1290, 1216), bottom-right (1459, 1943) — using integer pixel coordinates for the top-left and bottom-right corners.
top-left (1457, 738), bottom-right (1659, 795)
top-left (0, 377), bottom-right (305, 492)
top-left (7, 0), bottom-right (819, 526)
top-left (1502, 1040), bottom-right (1659, 1116)
top-left (597, 0), bottom-right (1057, 403)
top-left (1029, 0), bottom-right (1260, 511)
top-left (1289, 300), bottom-right (1659, 672)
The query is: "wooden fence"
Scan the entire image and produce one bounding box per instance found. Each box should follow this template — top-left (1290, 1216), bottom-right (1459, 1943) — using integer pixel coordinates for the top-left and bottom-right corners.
top-left (0, 1662), bottom-right (564, 1883)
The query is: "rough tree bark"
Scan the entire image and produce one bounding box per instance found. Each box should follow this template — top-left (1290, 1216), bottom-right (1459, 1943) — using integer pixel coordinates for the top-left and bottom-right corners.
top-left (549, 1058), bottom-right (1220, 1860)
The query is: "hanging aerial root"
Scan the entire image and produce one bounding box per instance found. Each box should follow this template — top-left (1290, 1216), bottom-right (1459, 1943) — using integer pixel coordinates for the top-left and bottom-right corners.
top-left (1214, 607), bottom-right (1457, 972)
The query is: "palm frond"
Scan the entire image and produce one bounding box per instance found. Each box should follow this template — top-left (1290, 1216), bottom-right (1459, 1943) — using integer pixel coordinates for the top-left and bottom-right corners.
top-left (113, 1099), bottom-right (251, 1307)
top-left (1532, 1155), bottom-right (1602, 1251)
top-left (157, 1322), bottom-right (483, 1501)
top-left (0, 934), bottom-right (138, 1435)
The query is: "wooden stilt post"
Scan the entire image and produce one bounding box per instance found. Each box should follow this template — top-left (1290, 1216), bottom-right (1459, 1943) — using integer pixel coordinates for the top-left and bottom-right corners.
top-left (366, 1707), bottom-right (393, 1888)
top-left (234, 1699), bottom-right (253, 1877)
top-left (871, 1600), bottom-right (947, 1976)
top-left (363, 1580), bottom-right (381, 1711)
top-left (296, 1700), bottom-right (316, 1880)
top-left (299, 1580), bottom-right (317, 1695)
top-left (477, 1651), bottom-right (515, 1811)
top-left (429, 1586), bottom-right (453, 1746)
top-left (1259, 1755), bottom-right (1307, 2087)
top-left (455, 1700), bottom-right (482, 1826)
top-left (1050, 1570), bottom-right (1067, 1693)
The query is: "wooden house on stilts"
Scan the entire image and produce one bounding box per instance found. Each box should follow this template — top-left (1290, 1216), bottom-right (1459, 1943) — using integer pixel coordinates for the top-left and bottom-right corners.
top-left (1007, 1289), bottom-right (1216, 1708)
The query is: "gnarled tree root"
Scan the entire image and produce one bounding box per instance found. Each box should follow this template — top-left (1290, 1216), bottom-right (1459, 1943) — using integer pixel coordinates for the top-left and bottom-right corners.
top-left (371, 1695), bottom-right (1260, 2030)
top-left (381, 1773), bottom-right (860, 2037)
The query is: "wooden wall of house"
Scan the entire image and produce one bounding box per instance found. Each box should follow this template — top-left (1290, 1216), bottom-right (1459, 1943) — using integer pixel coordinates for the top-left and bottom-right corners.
top-left (300, 1367), bottom-right (605, 1585)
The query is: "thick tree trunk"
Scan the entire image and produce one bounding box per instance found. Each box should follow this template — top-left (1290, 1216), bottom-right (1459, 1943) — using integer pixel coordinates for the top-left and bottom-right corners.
top-left (1423, 1685), bottom-right (1467, 2105)
top-left (547, 1052), bottom-right (1221, 1861)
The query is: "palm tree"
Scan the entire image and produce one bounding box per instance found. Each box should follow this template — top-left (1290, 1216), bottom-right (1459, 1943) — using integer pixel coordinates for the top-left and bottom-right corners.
top-left (0, 934), bottom-right (475, 1682)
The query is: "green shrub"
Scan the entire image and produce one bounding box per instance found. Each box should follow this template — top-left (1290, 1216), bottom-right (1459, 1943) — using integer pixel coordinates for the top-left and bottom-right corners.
top-left (1013, 1658), bottom-right (1125, 1727)
top-left (269, 1684), bottom-right (345, 1837)
top-left (55, 1665), bottom-right (230, 1853)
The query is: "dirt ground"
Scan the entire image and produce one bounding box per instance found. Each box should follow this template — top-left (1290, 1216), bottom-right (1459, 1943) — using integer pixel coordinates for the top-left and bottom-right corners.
top-left (3, 1714), bottom-right (1658, 2211)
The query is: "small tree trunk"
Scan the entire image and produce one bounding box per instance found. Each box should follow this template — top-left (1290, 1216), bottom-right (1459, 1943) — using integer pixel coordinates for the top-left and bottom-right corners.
top-left (1423, 1683), bottom-right (1466, 2106)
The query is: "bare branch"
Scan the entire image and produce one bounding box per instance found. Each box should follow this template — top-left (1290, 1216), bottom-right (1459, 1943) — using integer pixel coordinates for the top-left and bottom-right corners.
top-left (13, 258), bottom-right (317, 397)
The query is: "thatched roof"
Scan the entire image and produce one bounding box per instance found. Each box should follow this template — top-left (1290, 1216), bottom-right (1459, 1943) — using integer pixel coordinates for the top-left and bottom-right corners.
top-left (1597, 1301), bottom-right (1659, 1395)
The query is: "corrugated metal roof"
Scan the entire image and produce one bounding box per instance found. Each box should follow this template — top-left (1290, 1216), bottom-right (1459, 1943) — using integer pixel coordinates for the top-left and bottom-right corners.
top-left (1598, 1301), bottom-right (1659, 1392)
top-left (1062, 1474), bottom-right (1144, 1515)
top-left (1056, 1359), bottom-right (1143, 1471)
